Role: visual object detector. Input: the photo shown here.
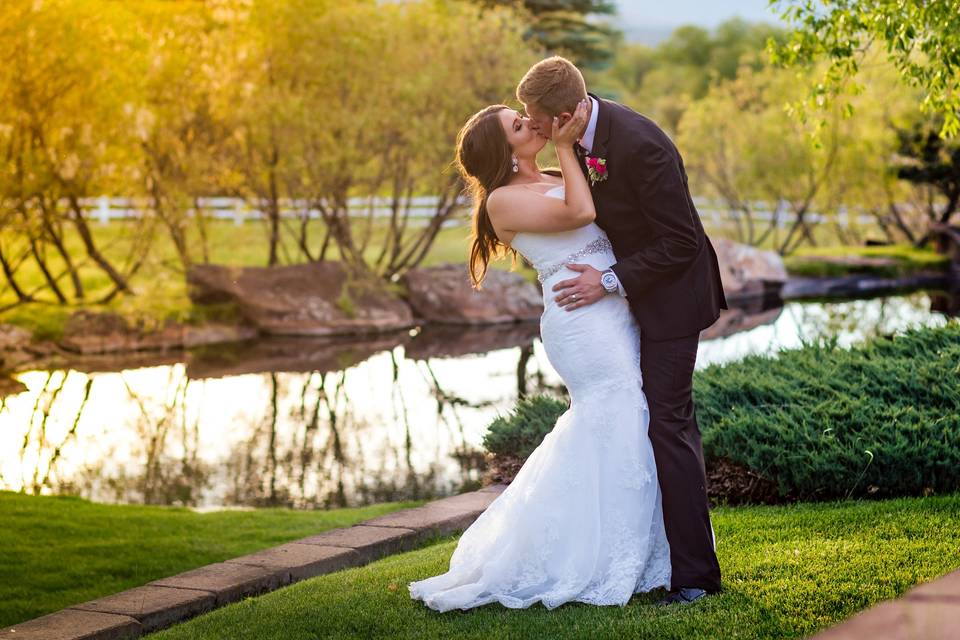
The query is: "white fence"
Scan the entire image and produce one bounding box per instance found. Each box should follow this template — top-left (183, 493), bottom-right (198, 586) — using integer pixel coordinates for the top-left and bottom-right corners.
top-left (76, 195), bottom-right (879, 230)
top-left (78, 195), bottom-right (470, 227)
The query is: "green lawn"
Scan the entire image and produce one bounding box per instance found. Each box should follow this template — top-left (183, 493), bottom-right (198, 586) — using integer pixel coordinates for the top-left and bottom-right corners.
top-left (149, 494), bottom-right (960, 640)
top-left (785, 244), bottom-right (948, 278)
top-left (0, 491), bottom-right (425, 628)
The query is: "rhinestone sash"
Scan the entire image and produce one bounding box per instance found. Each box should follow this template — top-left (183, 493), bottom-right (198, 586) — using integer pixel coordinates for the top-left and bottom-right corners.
top-left (536, 236), bottom-right (613, 283)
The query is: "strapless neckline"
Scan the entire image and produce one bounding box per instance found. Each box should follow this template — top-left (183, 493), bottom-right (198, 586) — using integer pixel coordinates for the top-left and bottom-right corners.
top-left (509, 185), bottom-right (565, 247)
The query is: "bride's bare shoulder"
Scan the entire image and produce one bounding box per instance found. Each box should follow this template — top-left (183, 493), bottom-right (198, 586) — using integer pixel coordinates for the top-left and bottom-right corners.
top-left (486, 185), bottom-right (525, 216)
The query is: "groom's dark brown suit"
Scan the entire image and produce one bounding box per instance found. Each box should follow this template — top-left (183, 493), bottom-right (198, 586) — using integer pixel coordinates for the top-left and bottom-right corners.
top-left (583, 94), bottom-right (725, 592)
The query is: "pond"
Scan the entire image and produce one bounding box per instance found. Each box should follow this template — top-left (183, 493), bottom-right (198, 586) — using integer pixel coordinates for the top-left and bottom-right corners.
top-left (1, 291), bottom-right (955, 510)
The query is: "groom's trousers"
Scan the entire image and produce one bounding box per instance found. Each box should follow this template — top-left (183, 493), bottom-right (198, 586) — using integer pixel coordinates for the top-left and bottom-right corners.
top-left (640, 332), bottom-right (722, 593)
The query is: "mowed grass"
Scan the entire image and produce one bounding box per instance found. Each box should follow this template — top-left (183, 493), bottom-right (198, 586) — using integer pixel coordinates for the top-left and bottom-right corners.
top-left (785, 244), bottom-right (948, 278)
top-left (149, 494), bottom-right (960, 640)
top-left (0, 491), bottom-right (425, 628)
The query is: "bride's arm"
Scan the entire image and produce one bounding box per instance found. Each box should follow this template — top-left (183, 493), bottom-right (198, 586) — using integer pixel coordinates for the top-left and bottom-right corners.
top-left (553, 100), bottom-right (594, 219)
top-left (488, 101), bottom-right (594, 234)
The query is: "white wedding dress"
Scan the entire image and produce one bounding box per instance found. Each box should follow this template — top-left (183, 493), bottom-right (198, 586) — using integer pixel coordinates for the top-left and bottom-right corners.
top-left (408, 186), bottom-right (671, 611)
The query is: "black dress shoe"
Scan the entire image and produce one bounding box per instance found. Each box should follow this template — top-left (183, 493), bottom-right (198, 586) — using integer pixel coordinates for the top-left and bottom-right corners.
top-left (656, 587), bottom-right (709, 606)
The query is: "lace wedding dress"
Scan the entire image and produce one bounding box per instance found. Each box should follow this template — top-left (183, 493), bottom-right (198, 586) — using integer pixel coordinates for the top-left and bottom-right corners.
top-left (408, 186), bottom-right (671, 611)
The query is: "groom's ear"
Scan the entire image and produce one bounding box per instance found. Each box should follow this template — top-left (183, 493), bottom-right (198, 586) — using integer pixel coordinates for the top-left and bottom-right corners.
top-left (556, 112), bottom-right (573, 127)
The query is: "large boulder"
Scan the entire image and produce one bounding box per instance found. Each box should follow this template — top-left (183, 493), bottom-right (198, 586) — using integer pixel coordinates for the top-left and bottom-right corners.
top-left (59, 310), bottom-right (257, 354)
top-left (0, 323), bottom-right (35, 372)
top-left (402, 264), bottom-right (542, 324)
top-left (0, 323), bottom-right (31, 350)
top-left (187, 262), bottom-right (414, 336)
top-left (712, 238), bottom-right (788, 301)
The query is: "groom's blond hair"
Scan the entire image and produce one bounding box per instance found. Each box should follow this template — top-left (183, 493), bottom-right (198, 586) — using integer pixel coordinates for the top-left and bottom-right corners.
top-left (516, 56), bottom-right (587, 116)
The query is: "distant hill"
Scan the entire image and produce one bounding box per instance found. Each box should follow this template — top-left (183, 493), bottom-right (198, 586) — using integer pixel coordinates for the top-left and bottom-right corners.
top-left (611, 0), bottom-right (783, 46)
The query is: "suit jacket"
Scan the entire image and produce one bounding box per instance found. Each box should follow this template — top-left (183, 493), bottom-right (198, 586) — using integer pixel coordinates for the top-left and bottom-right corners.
top-left (584, 94), bottom-right (727, 341)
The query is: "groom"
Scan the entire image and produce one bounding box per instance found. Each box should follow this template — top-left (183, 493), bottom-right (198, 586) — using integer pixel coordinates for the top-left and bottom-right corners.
top-left (517, 57), bottom-right (726, 604)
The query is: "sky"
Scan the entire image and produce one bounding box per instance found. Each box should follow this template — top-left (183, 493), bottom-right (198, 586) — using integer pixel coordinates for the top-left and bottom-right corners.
top-left (613, 0), bottom-right (785, 44)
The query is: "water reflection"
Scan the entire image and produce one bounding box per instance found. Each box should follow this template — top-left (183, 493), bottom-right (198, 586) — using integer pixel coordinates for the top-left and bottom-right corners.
top-left (0, 292), bottom-right (955, 509)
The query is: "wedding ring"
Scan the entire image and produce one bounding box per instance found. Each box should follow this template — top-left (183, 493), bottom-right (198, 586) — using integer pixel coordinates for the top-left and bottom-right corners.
top-left (571, 294), bottom-right (578, 301)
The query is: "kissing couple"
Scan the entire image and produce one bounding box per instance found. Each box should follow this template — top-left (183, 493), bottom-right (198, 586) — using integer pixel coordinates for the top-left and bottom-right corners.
top-left (409, 55), bottom-right (727, 611)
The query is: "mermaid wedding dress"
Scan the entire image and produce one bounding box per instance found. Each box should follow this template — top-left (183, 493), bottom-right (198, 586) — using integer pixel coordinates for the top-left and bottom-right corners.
top-left (408, 186), bottom-right (671, 611)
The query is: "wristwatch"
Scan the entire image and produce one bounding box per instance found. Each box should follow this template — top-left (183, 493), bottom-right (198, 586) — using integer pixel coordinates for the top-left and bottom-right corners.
top-left (600, 269), bottom-right (619, 294)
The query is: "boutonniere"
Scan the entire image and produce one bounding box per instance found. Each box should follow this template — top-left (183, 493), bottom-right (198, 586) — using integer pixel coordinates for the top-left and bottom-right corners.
top-left (586, 156), bottom-right (608, 186)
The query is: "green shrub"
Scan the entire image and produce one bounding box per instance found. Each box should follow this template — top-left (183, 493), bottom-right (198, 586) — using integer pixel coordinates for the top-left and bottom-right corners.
top-left (695, 323), bottom-right (960, 501)
top-left (484, 324), bottom-right (960, 502)
top-left (482, 394), bottom-right (568, 459)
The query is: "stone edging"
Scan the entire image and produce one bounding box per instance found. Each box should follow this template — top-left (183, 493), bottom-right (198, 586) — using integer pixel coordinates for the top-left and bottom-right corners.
top-left (809, 569), bottom-right (960, 640)
top-left (0, 485), bottom-right (507, 640)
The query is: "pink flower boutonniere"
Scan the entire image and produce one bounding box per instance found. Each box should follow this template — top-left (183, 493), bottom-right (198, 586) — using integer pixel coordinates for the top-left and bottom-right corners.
top-left (586, 156), bottom-right (608, 186)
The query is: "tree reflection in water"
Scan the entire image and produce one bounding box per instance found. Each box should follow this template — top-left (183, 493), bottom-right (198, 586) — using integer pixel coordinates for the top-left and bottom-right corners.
top-left (1, 292), bottom-right (954, 509)
top-left (113, 367), bottom-right (209, 505)
top-left (15, 371), bottom-right (92, 496)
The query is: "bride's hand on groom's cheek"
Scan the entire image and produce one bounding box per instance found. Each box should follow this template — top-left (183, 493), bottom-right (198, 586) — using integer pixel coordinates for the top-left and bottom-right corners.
top-left (552, 100), bottom-right (589, 144)
top-left (552, 264), bottom-right (604, 311)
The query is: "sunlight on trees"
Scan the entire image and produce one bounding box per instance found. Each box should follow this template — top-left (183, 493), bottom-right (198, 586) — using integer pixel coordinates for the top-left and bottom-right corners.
top-left (770, 0), bottom-right (960, 138)
top-left (0, 0), bottom-right (537, 307)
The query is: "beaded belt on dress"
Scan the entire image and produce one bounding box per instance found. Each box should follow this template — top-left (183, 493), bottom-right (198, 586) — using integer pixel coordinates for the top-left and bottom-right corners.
top-left (535, 237), bottom-right (613, 283)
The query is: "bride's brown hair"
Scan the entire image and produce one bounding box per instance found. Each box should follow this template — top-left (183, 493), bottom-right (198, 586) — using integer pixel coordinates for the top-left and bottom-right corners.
top-left (455, 105), bottom-right (517, 288)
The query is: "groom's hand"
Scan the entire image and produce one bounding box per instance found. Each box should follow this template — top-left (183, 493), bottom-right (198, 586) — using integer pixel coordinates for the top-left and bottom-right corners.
top-left (553, 264), bottom-right (604, 311)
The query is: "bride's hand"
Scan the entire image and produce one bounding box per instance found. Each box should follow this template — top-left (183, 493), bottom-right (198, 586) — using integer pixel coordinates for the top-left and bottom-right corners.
top-left (551, 99), bottom-right (589, 148)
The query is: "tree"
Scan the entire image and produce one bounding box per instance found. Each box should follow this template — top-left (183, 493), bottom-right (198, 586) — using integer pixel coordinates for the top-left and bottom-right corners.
top-left (479, 0), bottom-right (617, 69)
top-left (0, 0), bottom-right (152, 306)
top-left (890, 117), bottom-right (960, 243)
top-left (770, 0), bottom-right (960, 138)
top-left (216, 0), bottom-right (537, 276)
top-left (591, 19), bottom-right (786, 132)
top-left (132, 0), bottom-right (229, 269)
top-left (677, 57), bottom-right (911, 253)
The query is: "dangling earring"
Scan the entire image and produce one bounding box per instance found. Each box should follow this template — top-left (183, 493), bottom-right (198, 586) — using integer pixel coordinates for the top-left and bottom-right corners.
top-left (511, 156), bottom-right (519, 173)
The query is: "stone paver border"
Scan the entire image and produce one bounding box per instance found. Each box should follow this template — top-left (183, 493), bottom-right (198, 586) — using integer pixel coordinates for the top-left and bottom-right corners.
top-left (1, 485), bottom-right (507, 640)
top-left (810, 569), bottom-right (960, 640)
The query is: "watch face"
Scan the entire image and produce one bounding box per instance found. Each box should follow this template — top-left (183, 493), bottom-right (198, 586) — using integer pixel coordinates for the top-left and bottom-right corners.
top-left (601, 272), bottom-right (617, 291)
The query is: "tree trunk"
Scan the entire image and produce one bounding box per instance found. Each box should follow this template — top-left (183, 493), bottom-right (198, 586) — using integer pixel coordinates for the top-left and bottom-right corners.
top-left (38, 196), bottom-right (84, 299)
top-left (0, 244), bottom-right (31, 302)
top-left (67, 195), bottom-right (132, 294)
top-left (193, 197), bottom-right (211, 264)
top-left (28, 235), bottom-right (67, 303)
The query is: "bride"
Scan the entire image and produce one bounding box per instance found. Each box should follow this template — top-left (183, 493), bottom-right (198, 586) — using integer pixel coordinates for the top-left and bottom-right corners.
top-left (408, 100), bottom-right (671, 611)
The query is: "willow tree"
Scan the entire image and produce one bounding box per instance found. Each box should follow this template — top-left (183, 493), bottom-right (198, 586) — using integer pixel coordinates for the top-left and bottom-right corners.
top-left (132, 0), bottom-right (231, 269)
top-left (218, 0), bottom-right (537, 276)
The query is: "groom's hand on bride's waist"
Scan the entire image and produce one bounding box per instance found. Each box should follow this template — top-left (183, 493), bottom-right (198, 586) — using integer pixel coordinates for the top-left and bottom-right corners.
top-left (553, 264), bottom-right (605, 311)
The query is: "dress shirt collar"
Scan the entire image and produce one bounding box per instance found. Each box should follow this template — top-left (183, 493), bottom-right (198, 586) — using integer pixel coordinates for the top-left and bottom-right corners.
top-left (578, 95), bottom-right (600, 155)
